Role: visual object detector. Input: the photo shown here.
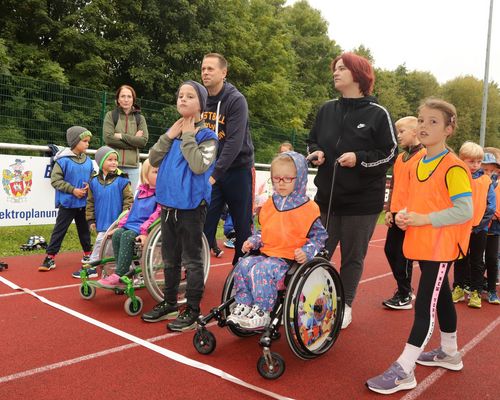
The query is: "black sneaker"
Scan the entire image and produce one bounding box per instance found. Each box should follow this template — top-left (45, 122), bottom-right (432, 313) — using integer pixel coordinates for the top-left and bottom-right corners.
top-left (213, 246), bottom-right (224, 258)
top-left (141, 301), bottom-right (179, 323)
top-left (382, 291), bottom-right (412, 310)
top-left (167, 306), bottom-right (199, 332)
top-left (81, 255), bottom-right (91, 264)
top-left (39, 256), bottom-right (56, 272)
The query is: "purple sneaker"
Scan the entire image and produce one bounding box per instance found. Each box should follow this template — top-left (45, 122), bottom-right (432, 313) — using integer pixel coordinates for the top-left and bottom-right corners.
top-left (366, 362), bottom-right (417, 395)
top-left (97, 273), bottom-right (123, 288)
top-left (416, 347), bottom-right (463, 371)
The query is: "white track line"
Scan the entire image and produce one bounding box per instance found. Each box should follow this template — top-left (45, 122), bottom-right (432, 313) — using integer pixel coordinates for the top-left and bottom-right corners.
top-left (399, 315), bottom-right (500, 400)
top-left (0, 276), bottom-right (293, 400)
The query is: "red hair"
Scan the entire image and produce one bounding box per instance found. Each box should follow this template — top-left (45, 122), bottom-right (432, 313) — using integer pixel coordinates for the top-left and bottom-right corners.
top-left (331, 53), bottom-right (375, 96)
top-left (115, 85), bottom-right (137, 105)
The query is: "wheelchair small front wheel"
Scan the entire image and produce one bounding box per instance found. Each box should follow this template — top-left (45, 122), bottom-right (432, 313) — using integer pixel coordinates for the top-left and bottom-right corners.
top-left (257, 352), bottom-right (285, 379)
top-left (79, 284), bottom-right (96, 300)
top-left (193, 329), bottom-right (217, 355)
top-left (124, 296), bottom-right (143, 316)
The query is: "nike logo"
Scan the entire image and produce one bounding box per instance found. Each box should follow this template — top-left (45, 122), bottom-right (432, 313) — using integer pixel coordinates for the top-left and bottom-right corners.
top-left (357, 123), bottom-right (366, 128)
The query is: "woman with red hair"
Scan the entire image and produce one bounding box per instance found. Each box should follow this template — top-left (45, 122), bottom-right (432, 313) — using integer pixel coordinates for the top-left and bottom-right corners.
top-left (307, 52), bottom-right (398, 329)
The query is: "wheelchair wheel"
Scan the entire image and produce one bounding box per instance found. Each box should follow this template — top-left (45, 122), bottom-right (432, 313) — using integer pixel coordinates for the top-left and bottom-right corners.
top-left (193, 329), bottom-right (217, 355)
top-left (142, 224), bottom-right (211, 303)
top-left (257, 352), bottom-right (285, 379)
top-left (220, 268), bottom-right (257, 337)
top-left (79, 283), bottom-right (96, 300)
top-left (124, 296), bottom-right (143, 316)
top-left (283, 257), bottom-right (344, 360)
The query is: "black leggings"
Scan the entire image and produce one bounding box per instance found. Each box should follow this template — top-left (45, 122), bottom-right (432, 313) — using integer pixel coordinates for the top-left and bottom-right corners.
top-left (408, 261), bottom-right (456, 348)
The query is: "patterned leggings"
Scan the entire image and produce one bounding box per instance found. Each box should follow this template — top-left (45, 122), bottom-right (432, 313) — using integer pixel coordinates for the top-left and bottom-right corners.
top-left (112, 228), bottom-right (138, 276)
top-left (233, 255), bottom-right (289, 312)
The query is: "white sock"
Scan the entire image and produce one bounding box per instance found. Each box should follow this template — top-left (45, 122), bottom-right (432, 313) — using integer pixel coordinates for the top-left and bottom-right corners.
top-left (440, 331), bottom-right (458, 356)
top-left (396, 343), bottom-right (422, 374)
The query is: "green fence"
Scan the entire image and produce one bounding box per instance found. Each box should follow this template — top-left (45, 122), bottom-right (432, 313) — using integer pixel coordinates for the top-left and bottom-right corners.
top-left (0, 74), bottom-right (307, 163)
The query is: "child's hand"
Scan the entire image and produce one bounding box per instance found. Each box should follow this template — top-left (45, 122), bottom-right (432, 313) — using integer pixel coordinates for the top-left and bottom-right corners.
top-left (107, 228), bottom-right (117, 237)
top-left (89, 223), bottom-right (96, 232)
top-left (294, 248), bottom-right (307, 264)
top-left (395, 209), bottom-right (408, 230)
top-left (181, 117), bottom-right (195, 134)
top-left (136, 234), bottom-right (147, 246)
top-left (404, 211), bottom-right (431, 227)
top-left (242, 240), bottom-right (253, 253)
top-left (384, 211), bottom-right (394, 227)
top-left (73, 187), bottom-right (87, 198)
top-left (167, 118), bottom-right (184, 139)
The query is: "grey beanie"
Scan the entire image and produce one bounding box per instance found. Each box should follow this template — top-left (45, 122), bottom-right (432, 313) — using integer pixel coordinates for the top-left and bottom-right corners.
top-left (178, 80), bottom-right (208, 112)
top-left (95, 146), bottom-right (119, 170)
top-left (66, 126), bottom-right (92, 149)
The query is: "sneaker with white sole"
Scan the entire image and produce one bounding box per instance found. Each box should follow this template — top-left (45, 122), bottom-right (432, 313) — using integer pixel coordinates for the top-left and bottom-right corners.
top-left (382, 291), bottom-right (413, 310)
top-left (341, 304), bottom-right (352, 329)
top-left (416, 347), bottom-right (463, 371)
top-left (366, 362), bottom-right (417, 394)
top-left (238, 305), bottom-right (270, 330)
top-left (72, 267), bottom-right (98, 279)
top-left (227, 303), bottom-right (252, 326)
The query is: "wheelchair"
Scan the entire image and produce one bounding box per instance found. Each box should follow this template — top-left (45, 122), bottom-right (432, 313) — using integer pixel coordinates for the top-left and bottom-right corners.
top-left (192, 254), bottom-right (344, 379)
top-left (78, 216), bottom-right (211, 315)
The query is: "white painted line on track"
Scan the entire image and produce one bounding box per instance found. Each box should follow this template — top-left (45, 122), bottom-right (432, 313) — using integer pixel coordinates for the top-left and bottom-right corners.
top-left (359, 272), bottom-right (393, 284)
top-left (0, 276), bottom-right (293, 400)
top-left (0, 283), bottom-right (80, 298)
top-left (399, 315), bottom-right (500, 400)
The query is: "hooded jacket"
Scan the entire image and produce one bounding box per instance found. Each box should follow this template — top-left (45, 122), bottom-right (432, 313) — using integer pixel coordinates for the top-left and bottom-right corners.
top-left (248, 151), bottom-right (327, 261)
top-left (202, 82), bottom-right (254, 181)
top-left (103, 106), bottom-right (149, 168)
top-left (307, 96), bottom-right (398, 216)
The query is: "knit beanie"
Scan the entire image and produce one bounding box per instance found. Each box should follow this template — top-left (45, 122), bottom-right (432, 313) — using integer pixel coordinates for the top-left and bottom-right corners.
top-left (178, 80), bottom-right (208, 112)
top-left (95, 146), bottom-right (119, 170)
top-left (66, 126), bottom-right (92, 149)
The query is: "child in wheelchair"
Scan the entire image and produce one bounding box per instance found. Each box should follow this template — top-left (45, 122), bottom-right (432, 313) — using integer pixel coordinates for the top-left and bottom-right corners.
top-left (228, 151), bottom-right (327, 330)
top-left (97, 159), bottom-right (161, 288)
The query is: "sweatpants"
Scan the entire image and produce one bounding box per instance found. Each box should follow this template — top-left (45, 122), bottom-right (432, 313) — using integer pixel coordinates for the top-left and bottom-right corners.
top-left (46, 206), bottom-right (91, 255)
top-left (453, 230), bottom-right (487, 292)
top-left (408, 261), bottom-right (456, 347)
top-left (384, 216), bottom-right (413, 296)
top-left (204, 167), bottom-right (254, 265)
top-left (321, 212), bottom-right (379, 307)
top-left (90, 231), bottom-right (106, 262)
top-left (485, 234), bottom-right (499, 292)
top-left (162, 205), bottom-right (207, 311)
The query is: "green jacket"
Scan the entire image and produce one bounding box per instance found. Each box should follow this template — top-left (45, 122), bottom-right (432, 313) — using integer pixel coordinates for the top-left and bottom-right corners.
top-left (103, 107), bottom-right (149, 168)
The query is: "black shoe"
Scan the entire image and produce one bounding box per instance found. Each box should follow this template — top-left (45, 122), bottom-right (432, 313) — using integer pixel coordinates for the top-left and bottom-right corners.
top-left (213, 246), bottom-right (224, 258)
top-left (382, 291), bottom-right (412, 310)
top-left (167, 306), bottom-right (199, 332)
top-left (39, 256), bottom-right (56, 271)
top-left (141, 301), bottom-right (178, 323)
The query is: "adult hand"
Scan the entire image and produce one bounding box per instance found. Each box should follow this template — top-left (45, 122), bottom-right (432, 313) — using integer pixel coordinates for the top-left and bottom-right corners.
top-left (135, 130), bottom-right (144, 137)
top-left (337, 152), bottom-right (356, 168)
top-left (114, 133), bottom-right (123, 139)
top-left (384, 211), bottom-right (393, 227)
top-left (294, 248), bottom-right (307, 264)
top-left (166, 118), bottom-right (184, 139)
top-left (307, 150), bottom-right (325, 166)
top-left (242, 240), bottom-right (253, 253)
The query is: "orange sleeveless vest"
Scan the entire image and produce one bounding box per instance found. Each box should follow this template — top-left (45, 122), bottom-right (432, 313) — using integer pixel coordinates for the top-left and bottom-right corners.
top-left (471, 174), bottom-right (491, 226)
top-left (495, 183), bottom-right (500, 220)
top-left (403, 153), bottom-right (473, 261)
top-left (259, 198), bottom-right (321, 260)
top-left (390, 148), bottom-right (426, 212)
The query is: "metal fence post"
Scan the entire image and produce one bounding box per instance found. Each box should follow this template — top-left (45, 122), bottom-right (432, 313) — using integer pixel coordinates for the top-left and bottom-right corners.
top-left (99, 91), bottom-right (107, 146)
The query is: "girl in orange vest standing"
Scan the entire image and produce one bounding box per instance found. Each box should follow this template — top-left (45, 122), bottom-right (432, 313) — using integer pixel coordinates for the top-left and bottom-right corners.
top-left (367, 98), bottom-right (473, 395)
top-left (227, 152), bottom-right (327, 330)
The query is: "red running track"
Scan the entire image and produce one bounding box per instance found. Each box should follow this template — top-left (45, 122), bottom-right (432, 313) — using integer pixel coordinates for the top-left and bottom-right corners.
top-left (0, 225), bottom-right (499, 400)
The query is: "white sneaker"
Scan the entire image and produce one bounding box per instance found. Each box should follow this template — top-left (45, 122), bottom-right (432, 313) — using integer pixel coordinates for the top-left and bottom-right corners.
top-left (341, 304), bottom-right (352, 329)
top-left (239, 305), bottom-right (271, 330)
top-left (227, 303), bottom-right (251, 325)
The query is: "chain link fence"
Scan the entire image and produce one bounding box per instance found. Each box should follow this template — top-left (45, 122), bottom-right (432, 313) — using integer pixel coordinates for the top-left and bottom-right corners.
top-left (0, 74), bottom-right (307, 163)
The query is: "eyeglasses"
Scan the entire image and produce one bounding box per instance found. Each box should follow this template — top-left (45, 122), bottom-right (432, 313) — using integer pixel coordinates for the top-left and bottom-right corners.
top-left (271, 176), bottom-right (297, 183)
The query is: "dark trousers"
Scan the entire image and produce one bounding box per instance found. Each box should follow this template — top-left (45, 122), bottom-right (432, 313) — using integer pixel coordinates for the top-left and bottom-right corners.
top-left (46, 206), bottom-right (91, 255)
top-left (485, 234), bottom-right (499, 292)
top-left (204, 168), bottom-right (253, 265)
top-left (384, 217), bottom-right (413, 296)
top-left (162, 205), bottom-right (207, 311)
top-left (409, 261), bottom-right (456, 347)
top-left (453, 230), bottom-right (487, 291)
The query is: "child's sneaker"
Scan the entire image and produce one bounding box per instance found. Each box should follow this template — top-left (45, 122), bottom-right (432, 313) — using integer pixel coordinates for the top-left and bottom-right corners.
top-left (452, 286), bottom-right (465, 303)
top-left (227, 303), bottom-right (252, 325)
top-left (366, 362), bottom-right (417, 394)
top-left (97, 273), bottom-right (122, 288)
top-left (72, 267), bottom-right (98, 279)
top-left (141, 300), bottom-right (179, 322)
top-left (239, 305), bottom-right (270, 330)
top-left (39, 256), bottom-right (56, 271)
top-left (81, 255), bottom-right (91, 264)
top-left (468, 290), bottom-right (482, 308)
top-left (212, 246), bottom-right (224, 258)
top-left (416, 347), bottom-right (463, 370)
top-left (167, 306), bottom-right (199, 332)
top-left (223, 238), bottom-right (236, 249)
top-left (382, 291), bottom-right (412, 310)
top-left (488, 291), bottom-right (500, 304)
